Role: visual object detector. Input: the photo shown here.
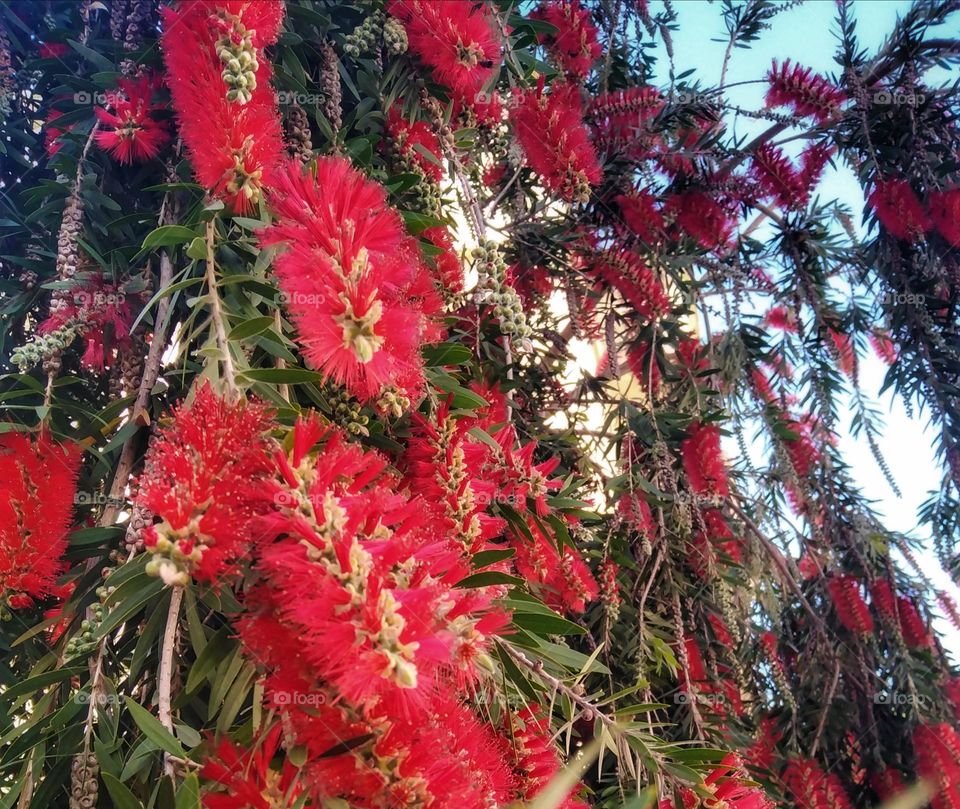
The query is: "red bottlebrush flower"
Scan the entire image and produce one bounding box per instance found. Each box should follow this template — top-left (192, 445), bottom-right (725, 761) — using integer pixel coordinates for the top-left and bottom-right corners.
top-left (708, 613), bottom-right (733, 646)
top-left (135, 384), bottom-right (276, 586)
top-left (870, 578), bottom-right (899, 624)
top-left (618, 491), bottom-right (657, 540)
top-left (531, 0), bottom-right (602, 78)
top-left (201, 725), bottom-right (304, 809)
top-left (161, 0), bottom-right (285, 212)
top-left (483, 162), bottom-right (508, 187)
top-left (599, 559), bottom-right (621, 620)
top-left (750, 143), bottom-right (806, 210)
top-left (261, 158), bottom-right (435, 404)
top-left (617, 189), bottom-right (665, 244)
top-left (783, 757), bottom-right (856, 809)
top-left (40, 276), bottom-right (135, 371)
top-left (827, 328), bottom-right (855, 377)
top-left (38, 43), bottom-right (70, 59)
top-left (388, 0), bottom-right (500, 107)
top-left (746, 716), bottom-right (782, 775)
top-left (930, 188), bottom-right (960, 247)
top-left (938, 590), bottom-right (960, 631)
top-left (766, 59), bottom-right (845, 123)
top-left (386, 108), bottom-right (444, 183)
top-left (507, 707), bottom-right (590, 809)
top-left (870, 767), bottom-right (906, 801)
top-left (826, 575), bottom-right (874, 636)
top-left (589, 86), bottom-right (664, 154)
top-left (421, 226), bottom-right (463, 294)
top-left (763, 305), bottom-right (798, 333)
top-left (627, 341), bottom-right (662, 393)
top-left (681, 421), bottom-right (730, 498)
top-left (511, 82), bottom-right (602, 203)
top-left (799, 142), bottom-right (835, 198)
top-left (0, 433), bottom-right (80, 608)
top-left (869, 330), bottom-right (898, 364)
top-left (44, 108), bottom-right (74, 156)
top-left (914, 723), bottom-right (960, 809)
top-left (896, 595), bottom-right (930, 648)
top-left (868, 179), bottom-right (932, 241)
top-left (782, 415), bottom-right (821, 479)
top-left (589, 250), bottom-right (670, 320)
top-left (664, 191), bottom-right (733, 250)
top-left (94, 75), bottom-right (168, 164)
top-left (704, 754), bottom-right (773, 809)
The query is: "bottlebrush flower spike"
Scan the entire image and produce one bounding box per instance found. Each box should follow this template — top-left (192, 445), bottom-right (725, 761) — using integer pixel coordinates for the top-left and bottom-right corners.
top-left (914, 722), bottom-right (960, 809)
top-left (161, 0), bottom-right (284, 212)
top-left (896, 595), bottom-right (930, 648)
top-left (507, 706), bottom-right (590, 809)
top-left (136, 384), bottom-right (276, 586)
top-left (681, 421), bottom-right (730, 498)
top-left (868, 179), bottom-right (932, 241)
top-left (664, 191), bottom-right (733, 249)
top-left (588, 86), bottom-right (664, 150)
top-left (938, 590), bottom-right (960, 631)
top-left (261, 158), bottom-right (435, 405)
top-left (799, 142), bottom-right (835, 197)
top-left (589, 249), bottom-right (670, 320)
top-left (599, 559), bottom-right (621, 620)
top-left (826, 575), bottom-right (874, 636)
top-left (0, 432), bottom-right (80, 608)
top-left (421, 226), bottom-right (464, 294)
top-left (94, 75), bottom-right (168, 164)
top-left (388, 0), bottom-right (500, 107)
top-left (704, 754), bottom-right (773, 809)
top-left (930, 188), bottom-right (960, 247)
top-left (511, 82), bottom-right (602, 203)
top-left (617, 189), bottom-right (665, 244)
top-left (763, 305), bottom-right (799, 333)
top-left (618, 491), bottom-right (657, 540)
top-left (870, 578), bottom-right (899, 624)
top-left (827, 328), bottom-right (855, 377)
top-left (531, 0), bottom-right (602, 78)
top-left (386, 108), bottom-right (444, 183)
top-left (783, 757), bottom-right (856, 809)
top-left (766, 59), bottom-right (845, 123)
top-left (750, 143), bottom-right (806, 210)
top-left (869, 331), bottom-right (898, 364)
top-left (746, 716), bottom-right (783, 775)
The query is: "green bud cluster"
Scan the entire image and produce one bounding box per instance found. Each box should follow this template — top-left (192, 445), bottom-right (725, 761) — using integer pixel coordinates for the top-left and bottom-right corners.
top-left (344, 11), bottom-right (384, 58)
top-left (64, 577), bottom-right (114, 659)
top-left (471, 240), bottom-right (533, 340)
top-left (382, 16), bottom-right (408, 55)
top-left (11, 325), bottom-right (77, 372)
top-left (216, 14), bottom-right (259, 104)
top-left (327, 385), bottom-right (370, 435)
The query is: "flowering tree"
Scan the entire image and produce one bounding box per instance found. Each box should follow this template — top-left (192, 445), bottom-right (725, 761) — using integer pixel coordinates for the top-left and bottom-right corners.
top-left (1, 0), bottom-right (960, 807)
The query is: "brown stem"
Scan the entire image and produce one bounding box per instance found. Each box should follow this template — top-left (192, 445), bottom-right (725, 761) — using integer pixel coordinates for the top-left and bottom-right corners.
top-left (204, 219), bottom-right (238, 397)
top-left (158, 586), bottom-right (184, 777)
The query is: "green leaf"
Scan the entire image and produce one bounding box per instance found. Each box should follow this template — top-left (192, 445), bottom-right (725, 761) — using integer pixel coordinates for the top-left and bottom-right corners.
top-left (3, 667), bottom-right (84, 701)
top-left (228, 316), bottom-right (275, 341)
top-left (123, 698), bottom-right (187, 758)
top-left (175, 774), bottom-right (201, 809)
top-left (101, 773), bottom-right (145, 809)
top-left (511, 611), bottom-right (586, 636)
top-left (423, 342), bottom-right (473, 366)
top-left (455, 571), bottom-right (524, 588)
top-left (239, 368), bottom-right (326, 384)
top-left (471, 548), bottom-right (516, 568)
top-left (186, 237), bottom-right (207, 261)
top-left (141, 225), bottom-right (196, 251)
top-left (185, 626), bottom-right (236, 693)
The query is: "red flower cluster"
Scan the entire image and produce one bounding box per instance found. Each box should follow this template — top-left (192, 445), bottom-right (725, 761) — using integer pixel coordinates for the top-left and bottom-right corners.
top-left (826, 575), bottom-right (874, 636)
top-left (161, 0), bottom-right (284, 211)
top-left (618, 491), bottom-right (657, 540)
top-left (870, 579), bottom-right (930, 647)
top-left (681, 421), bottom-right (730, 498)
top-left (508, 706), bottom-right (590, 809)
top-left (0, 432), bottom-right (80, 608)
top-left (589, 86), bottom-right (664, 154)
top-left (868, 179), bottom-right (931, 241)
top-left (766, 59), bottom-right (845, 123)
top-left (511, 82), bottom-right (602, 203)
top-left (388, 0), bottom-right (500, 109)
top-left (136, 385), bottom-right (276, 586)
top-left (914, 723), bottom-right (960, 809)
top-left (386, 108), bottom-right (444, 183)
top-left (94, 75), bottom-right (168, 164)
top-left (664, 191), bottom-right (734, 250)
top-left (422, 226), bottom-right (464, 293)
top-left (589, 249), bottom-right (671, 320)
top-left (783, 756), bottom-right (856, 809)
top-left (930, 188), bottom-right (960, 246)
top-left (764, 305), bottom-right (799, 333)
top-left (531, 0), bottom-right (602, 78)
top-left (40, 277), bottom-right (135, 371)
top-left (201, 726), bottom-right (303, 809)
top-left (702, 754), bottom-right (773, 809)
top-left (750, 143), bottom-right (807, 210)
top-left (869, 331), bottom-right (898, 364)
top-left (828, 328), bottom-right (855, 377)
top-left (870, 767), bottom-right (906, 801)
top-left (262, 158), bottom-right (441, 405)
top-left (617, 189), bottom-right (665, 244)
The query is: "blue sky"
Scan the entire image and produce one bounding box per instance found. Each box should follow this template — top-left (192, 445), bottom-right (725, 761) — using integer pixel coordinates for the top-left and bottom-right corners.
top-left (644, 1), bottom-right (958, 653)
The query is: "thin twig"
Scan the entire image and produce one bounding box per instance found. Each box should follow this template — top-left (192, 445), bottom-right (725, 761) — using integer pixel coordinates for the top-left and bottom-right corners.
top-left (158, 586), bottom-right (184, 777)
top-left (205, 219), bottom-right (238, 397)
